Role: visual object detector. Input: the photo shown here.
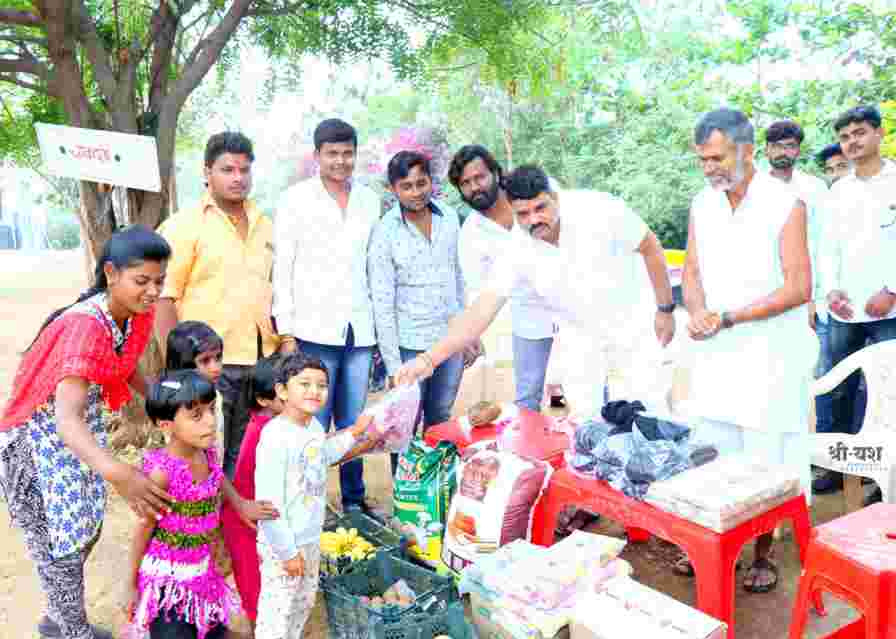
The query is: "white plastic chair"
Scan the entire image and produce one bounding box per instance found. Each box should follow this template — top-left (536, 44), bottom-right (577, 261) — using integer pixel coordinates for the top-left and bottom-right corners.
top-left (810, 340), bottom-right (896, 504)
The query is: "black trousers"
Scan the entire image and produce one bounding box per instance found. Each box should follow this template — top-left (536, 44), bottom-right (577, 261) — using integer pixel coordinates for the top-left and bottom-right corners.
top-left (149, 612), bottom-right (228, 639)
top-left (218, 364), bottom-right (254, 478)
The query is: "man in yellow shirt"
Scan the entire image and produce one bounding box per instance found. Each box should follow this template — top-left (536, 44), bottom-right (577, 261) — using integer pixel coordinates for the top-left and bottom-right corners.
top-left (156, 132), bottom-right (280, 476)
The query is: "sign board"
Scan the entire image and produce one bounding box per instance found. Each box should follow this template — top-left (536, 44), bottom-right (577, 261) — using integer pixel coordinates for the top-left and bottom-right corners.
top-left (35, 123), bottom-right (161, 192)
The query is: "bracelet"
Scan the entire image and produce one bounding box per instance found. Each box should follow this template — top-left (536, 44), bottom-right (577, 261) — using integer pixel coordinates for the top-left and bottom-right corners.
top-left (418, 352), bottom-right (436, 378)
top-left (657, 303), bottom-right (675, 314)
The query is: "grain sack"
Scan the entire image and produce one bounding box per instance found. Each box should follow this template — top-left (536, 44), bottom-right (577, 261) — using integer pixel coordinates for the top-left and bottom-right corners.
top-left (392, 440), bottom-right (458, 561)
top-left (442, 442), bottom-right (551, 571)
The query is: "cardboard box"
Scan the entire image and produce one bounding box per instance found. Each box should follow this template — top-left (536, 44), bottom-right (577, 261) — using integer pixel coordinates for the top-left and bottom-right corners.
top-left (470, 593), bottom-right (570, 639)
top-left (570, 578), bottom-right (726, 639)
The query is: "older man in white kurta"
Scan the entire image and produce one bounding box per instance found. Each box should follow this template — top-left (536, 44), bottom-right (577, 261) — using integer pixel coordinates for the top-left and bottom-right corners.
top-left (683, 108), bottom-right (814, 593)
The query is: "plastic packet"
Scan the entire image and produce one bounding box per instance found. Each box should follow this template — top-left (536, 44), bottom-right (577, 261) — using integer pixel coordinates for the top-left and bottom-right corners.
top-left (363, 383), bottom-right (421, 454)
top-left (387, 578), bottom-right (417, 601)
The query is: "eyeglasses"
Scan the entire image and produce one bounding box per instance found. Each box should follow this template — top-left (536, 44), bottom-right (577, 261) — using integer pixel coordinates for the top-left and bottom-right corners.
top-left (768, 141), bottom-right (800, 151)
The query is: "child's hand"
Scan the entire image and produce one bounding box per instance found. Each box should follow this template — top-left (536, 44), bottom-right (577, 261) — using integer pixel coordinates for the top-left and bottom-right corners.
top-left (283, 552), bottom-right (305, 577)
top-left (237, 499), bottom-right (280, 530)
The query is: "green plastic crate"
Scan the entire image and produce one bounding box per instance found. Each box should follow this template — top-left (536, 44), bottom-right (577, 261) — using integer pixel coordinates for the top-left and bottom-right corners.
top-left (370, 602), bottom-right (473, 639)
top-left (321, 511), bottom-right (410, 577)
top-left (321, 551), bottom-right (459, 638)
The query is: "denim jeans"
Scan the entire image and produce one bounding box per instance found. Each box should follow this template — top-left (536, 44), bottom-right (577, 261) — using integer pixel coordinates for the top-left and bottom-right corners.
top-left (828, 316), bottom-right (896, 435)
top-left (512, 335), bottom-right (554, 411)
top-left (299, 325), bottom-right (373, 508)
top-left (391, 348), bottom-right (464, 473)
top-left (813, 316), bottom-right (834, 434)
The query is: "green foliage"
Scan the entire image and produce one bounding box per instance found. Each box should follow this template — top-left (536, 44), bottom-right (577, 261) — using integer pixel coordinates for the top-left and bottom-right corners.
top-left (46, 211), bottom-right (81, 250)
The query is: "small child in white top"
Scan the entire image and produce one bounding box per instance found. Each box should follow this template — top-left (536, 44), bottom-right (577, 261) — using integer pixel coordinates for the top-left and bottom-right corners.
top-left (254, 353), bottom-right (382, 639)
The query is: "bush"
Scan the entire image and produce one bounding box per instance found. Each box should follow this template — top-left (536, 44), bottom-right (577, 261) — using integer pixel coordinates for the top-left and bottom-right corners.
top-left (46, 215), bottom-right (80, 250)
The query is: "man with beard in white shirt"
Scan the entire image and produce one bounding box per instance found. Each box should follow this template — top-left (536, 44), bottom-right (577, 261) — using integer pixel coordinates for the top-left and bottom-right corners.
top-left (762, 120), bottom-right (839, 494)
top-left (449, 146), bottom-right (561, 411)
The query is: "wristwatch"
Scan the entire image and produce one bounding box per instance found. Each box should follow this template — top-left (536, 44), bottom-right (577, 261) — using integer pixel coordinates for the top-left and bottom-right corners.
top-left (657, 303), bottom-right (675, 314)
top-left (721, 312), bottom-right (735, 329)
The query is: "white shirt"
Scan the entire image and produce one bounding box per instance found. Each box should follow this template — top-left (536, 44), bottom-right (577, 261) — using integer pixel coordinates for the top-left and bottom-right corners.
top-left (485, 190), bottom-right (651, 415)
top-left (272, 177), bottom-right (380, 346)
top-left (768, 168), bottom-right (829, 308)
top-left (256, 415), bottom-right (356, 560)
top-left (458, 211), bottom-right (554, 340)
top-left (818, 160), bottom-right (896, 324)
top-left (689, 172), bottom-right (816, 432)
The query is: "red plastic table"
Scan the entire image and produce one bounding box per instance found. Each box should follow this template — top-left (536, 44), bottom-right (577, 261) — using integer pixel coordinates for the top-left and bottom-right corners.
top-left (530, 467), bottom-right (822, 639)
top-left (423, 408), bottom-right (569, 469)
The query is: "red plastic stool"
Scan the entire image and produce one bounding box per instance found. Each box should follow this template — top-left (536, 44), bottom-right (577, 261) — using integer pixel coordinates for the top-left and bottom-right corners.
top-left (532, 467), bottom-right (822, 639)
top-left (789, 503), bottom-right (896, 639)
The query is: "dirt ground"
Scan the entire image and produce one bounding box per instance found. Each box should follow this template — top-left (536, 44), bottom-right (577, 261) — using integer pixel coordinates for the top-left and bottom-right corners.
top-left (0, 250), bottom-right (861, 638)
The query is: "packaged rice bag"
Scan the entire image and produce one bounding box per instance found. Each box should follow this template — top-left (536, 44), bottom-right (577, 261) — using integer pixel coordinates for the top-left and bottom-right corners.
top-left (442, 442), bottom-right (552, 571)
top-left (393, 439), bottom-right (458, 562)
top-left (363, 383), bottom-right (421, 454)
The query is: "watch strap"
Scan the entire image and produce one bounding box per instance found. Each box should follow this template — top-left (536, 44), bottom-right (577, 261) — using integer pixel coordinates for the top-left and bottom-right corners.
top-left (657, 303), bottom-right (676, 314)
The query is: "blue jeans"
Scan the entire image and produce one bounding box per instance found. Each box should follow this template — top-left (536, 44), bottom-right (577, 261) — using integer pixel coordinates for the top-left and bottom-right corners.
top-left (813, 316), bottom-right (834, 433)
top-left (828, 316), bottom-right (896, 435)
top-left (391, 348), bottom-right (464, 473)
top-left (512, 335), bottom-right (554, 411)
top-left (299, 326), bottom-right (373, 508)
top-left (399, 348), bottom-right (464, 428)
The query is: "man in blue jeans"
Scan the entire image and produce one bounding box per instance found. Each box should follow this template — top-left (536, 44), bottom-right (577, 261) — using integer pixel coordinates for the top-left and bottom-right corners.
top-left (272, 119), bottom-right (381, 513)
top-left (368, 151), bottom-right (467, 469)
top-left (816, 106), bottom-right (896, 499)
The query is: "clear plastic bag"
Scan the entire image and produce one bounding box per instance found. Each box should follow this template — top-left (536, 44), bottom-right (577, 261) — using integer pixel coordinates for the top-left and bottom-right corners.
top-left (363, 383), bottom-right (422, 454)
top-left (623, 418), bottom-right (691, 499)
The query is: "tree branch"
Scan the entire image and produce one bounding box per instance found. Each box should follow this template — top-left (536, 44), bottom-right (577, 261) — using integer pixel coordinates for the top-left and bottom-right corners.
top-left (0, 35), bottom-right (49, 48)
top-left (169, 0), bottom-right (254, 108)
top-left (0, 54), bottom-right (50, 81)
top-left (246, 1), bottom-right (312, 17)
top-left (0, 9), bottom-right (42, 28)
top-left (0, 71), bottom-right (46, 93)
top-left (74, 9), bottom-right (118, 104)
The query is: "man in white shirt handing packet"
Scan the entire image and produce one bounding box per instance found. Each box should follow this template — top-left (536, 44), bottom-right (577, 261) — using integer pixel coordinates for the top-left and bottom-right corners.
top-left (395, 164), bottom-right (675, 422)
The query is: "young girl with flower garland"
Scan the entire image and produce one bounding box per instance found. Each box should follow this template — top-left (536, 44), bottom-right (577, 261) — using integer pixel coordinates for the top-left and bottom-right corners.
top-left (125, 370), bottom-right (237, 639)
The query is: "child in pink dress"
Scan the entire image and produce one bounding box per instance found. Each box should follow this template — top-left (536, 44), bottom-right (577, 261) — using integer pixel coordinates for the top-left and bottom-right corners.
top-left (220, 353), bottom-right (285, 634)
top-left (125, 370), bottom-right (239, 639)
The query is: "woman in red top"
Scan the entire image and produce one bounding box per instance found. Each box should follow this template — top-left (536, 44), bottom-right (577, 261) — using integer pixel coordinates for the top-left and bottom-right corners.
top-left (0, 226), bottom-right (176, 639)
top-left (221, 353), bottom-right (285, 634)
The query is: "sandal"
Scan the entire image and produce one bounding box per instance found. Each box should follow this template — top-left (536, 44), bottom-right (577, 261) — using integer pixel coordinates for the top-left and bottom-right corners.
top-left (743, 557), bottom-right (779, 593)
top-left (674, 555), bottom-right (743, 578)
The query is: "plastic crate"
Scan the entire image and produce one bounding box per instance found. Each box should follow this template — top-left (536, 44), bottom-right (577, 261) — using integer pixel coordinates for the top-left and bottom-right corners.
top-left (321, 511), bottom-right (409, 577)
top-left (369, 602), bottom-right (473, 639)
top-left (321, 551), bottom-right (458, 638)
